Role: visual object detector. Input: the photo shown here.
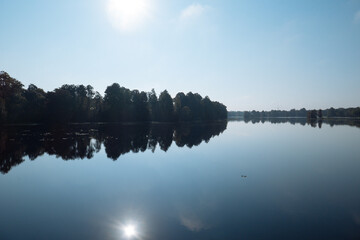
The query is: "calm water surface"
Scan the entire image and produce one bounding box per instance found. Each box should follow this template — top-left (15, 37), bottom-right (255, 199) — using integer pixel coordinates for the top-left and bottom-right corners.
top-left (1, 121), bottom-right (360, 240)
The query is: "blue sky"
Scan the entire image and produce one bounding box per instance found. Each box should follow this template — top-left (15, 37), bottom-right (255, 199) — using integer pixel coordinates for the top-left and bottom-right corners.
top-left (1, 0), bottom-right (359, 111)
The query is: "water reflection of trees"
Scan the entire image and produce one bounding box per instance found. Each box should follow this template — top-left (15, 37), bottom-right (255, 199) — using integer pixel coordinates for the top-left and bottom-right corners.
top-left (0, 122), bottom-right (227, 174)
top-left (238, 118), bottom-right (360, 128)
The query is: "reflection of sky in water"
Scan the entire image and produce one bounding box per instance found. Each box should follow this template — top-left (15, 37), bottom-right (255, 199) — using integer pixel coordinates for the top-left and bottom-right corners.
top-left (0, 122), bottom-right (360, 239)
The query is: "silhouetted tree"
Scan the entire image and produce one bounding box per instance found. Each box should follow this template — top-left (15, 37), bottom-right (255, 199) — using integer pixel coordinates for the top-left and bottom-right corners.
top-left (307, 110), bottom-right (317, 119)
top-left (0, 71), bottom-right (228, 124)
top-left (103, 83), bottom-right (126, 121)
top-left (158, 90), bottom-right (174, 122)
top-left (318, 109), bottom-right (323, 119)
top-left (0, 71), bottom-right (25, 123)
top-left (22, 84), bottom-right (46, 122)
top-left (148, 89), bottom-right (159, 121)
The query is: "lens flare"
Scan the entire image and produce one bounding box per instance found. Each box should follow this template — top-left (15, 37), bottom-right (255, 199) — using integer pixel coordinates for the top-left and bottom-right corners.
top-left (107, 0), bottom-right (152, 31)
top-left (123, 224), bottom-right (137, 238)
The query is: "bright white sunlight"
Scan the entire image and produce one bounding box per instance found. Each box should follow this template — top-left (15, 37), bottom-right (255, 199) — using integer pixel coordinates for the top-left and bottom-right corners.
top-left (122, 224), bottom-right (137, 238)
top-left (107, 0), bottom-right (152, 31)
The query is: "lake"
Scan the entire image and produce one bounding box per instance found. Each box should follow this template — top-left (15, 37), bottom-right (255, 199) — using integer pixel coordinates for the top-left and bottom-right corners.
top-left (1, 120), bottom-right (360, 240)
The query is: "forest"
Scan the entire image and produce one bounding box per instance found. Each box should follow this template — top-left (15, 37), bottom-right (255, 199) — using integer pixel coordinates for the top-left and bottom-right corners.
top-left (0, 71), bottom-right (227, 124)
top-left (238, 117), bottom-right (360, 129)
top-left (228, 107), bottom-right (360, 119)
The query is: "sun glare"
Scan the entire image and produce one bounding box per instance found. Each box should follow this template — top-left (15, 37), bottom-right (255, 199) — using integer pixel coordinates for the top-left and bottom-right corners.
top-left (107, 0), bottom-right (151, 31)
top-left (123, 224), bottom-right (137, 238)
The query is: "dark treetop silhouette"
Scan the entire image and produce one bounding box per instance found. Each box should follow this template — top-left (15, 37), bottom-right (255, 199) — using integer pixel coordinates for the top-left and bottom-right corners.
top-left (0, 71), bottom-right (227, 124)
top-left (0, 122), bottom-right (227, 174)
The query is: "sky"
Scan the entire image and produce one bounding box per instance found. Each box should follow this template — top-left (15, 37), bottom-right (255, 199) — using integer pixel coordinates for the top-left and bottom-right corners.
top-left (0, 0), bottom-right (359, 111)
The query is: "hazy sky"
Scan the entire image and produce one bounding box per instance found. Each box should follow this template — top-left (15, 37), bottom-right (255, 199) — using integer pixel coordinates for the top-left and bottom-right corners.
top-left (1, 0), bottom-right (359, 111)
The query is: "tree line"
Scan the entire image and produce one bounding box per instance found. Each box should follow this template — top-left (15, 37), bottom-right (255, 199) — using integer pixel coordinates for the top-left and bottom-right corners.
top-left (0, 71), bottom-right (227, 124)
top-left (237, 117), bottom-right (360, 129)
top-left (228, 107), bottom-right (360, 120)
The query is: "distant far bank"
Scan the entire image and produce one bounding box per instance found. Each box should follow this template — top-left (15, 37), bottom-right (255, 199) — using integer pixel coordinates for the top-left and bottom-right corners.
top-left (228, 107), bottom-right (360, 120)
top-left (0, 71), bottom-right (227, 124)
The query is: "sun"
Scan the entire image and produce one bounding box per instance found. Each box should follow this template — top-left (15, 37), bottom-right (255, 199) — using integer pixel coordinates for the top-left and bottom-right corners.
top-left (107, 0), bottom-right (152, 32)
top-left (123, 224), bottom-right (137, 238)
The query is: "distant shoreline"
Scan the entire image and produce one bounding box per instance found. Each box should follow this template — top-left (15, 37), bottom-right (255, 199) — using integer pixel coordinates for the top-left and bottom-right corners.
top-left (228, 107), bottom-right (360, 119)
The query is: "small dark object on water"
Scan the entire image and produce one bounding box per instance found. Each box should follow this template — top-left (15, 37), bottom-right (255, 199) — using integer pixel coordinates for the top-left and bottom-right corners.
top-left (241, 175), bottom-right (247, 178)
